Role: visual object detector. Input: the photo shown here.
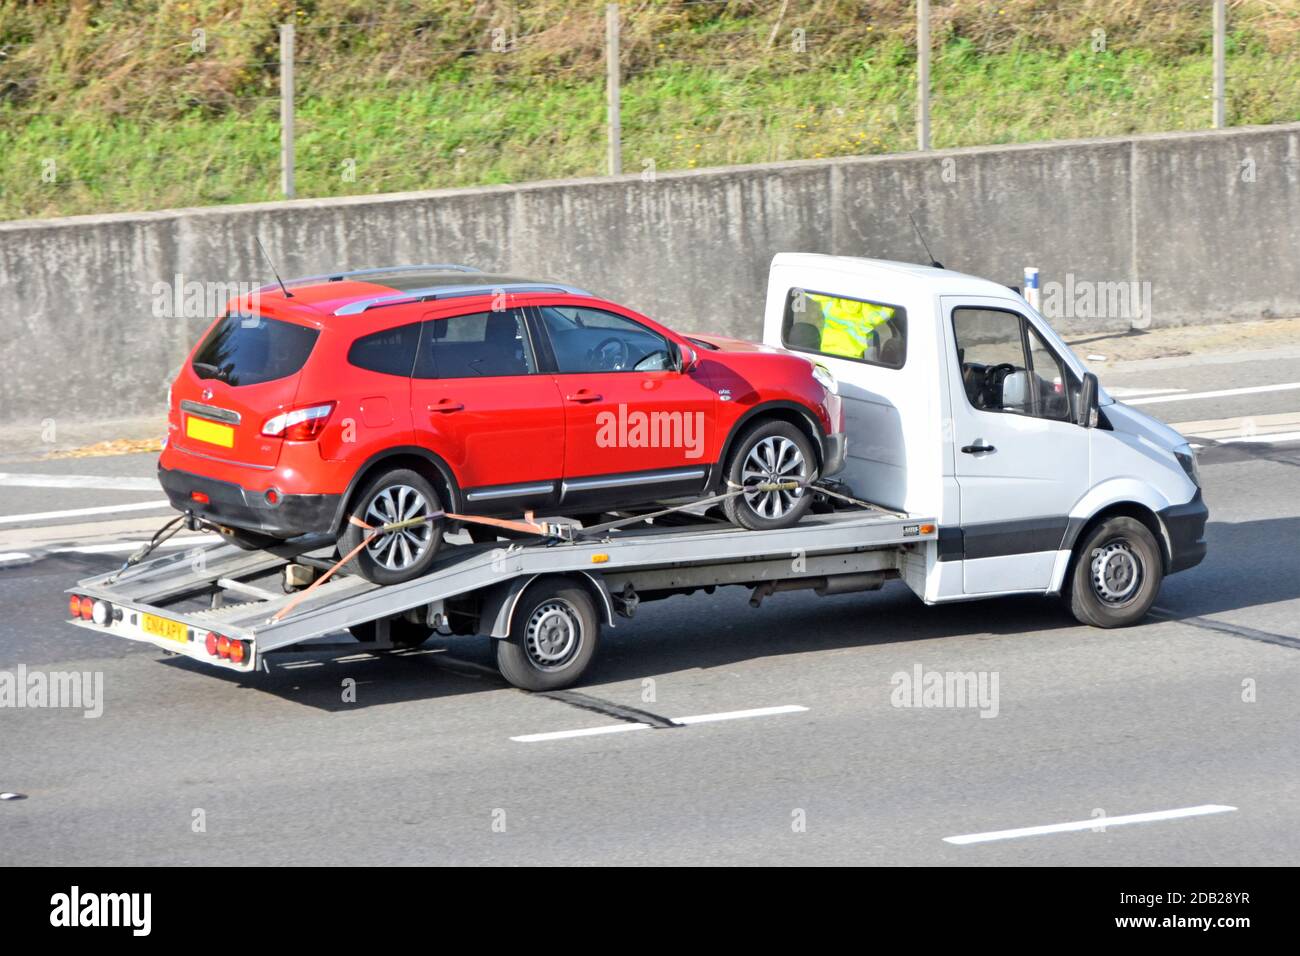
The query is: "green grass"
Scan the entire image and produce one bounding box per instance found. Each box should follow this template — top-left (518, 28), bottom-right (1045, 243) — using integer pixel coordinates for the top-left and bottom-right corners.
top-left (1, 2), bottom-right (1297, 220)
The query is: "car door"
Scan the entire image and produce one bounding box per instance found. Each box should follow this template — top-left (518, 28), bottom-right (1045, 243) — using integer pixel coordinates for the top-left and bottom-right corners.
top-left (942, 297), bottom-right (1092, 594)
top-left (409, 307), bottom-right (565, 511)
top-left (529, 303), bottom-right (717, 507)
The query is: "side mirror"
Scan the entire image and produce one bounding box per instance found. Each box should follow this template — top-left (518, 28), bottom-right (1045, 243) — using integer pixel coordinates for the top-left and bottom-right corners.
top-left (677, 343), bottom-right (699, 373)
top-left (1077, 371), bottom-right (1099, 428)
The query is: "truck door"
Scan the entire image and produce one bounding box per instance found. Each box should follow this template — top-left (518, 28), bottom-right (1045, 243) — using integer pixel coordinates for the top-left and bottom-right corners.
top-left (941, 297), bottom-right (1091, 594)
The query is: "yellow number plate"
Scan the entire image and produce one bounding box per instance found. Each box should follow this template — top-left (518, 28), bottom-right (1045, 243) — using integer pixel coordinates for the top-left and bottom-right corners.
top-left (141, 613), bottom-right (188, 643)
top-left (186, 416), bottom-right (234, 448)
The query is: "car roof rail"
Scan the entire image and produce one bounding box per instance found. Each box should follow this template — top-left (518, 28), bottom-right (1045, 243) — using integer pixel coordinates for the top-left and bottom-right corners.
top-left (333, 281), bottom-right (593, 315)
top-left (257, 263), bottom-right (482, 293)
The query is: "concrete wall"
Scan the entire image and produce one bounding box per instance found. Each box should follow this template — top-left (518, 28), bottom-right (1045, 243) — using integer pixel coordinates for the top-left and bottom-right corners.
top-left (2, 123), bottom-right (1297, 426)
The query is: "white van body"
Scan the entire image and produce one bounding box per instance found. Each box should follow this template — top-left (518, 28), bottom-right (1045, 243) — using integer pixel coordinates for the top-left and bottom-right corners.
top-left (762, 253), bottom-right (1206, 610)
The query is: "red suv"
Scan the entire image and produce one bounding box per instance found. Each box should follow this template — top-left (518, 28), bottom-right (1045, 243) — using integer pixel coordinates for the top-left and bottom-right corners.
top-left (160, 266), bottom-right (845, 584)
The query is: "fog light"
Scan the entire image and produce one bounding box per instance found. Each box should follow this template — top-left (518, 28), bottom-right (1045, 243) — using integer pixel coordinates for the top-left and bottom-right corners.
top-left (190, 491), bottom-right (210, 504)
top-left (91, 600), bottom-right (112, 626)
top-left (265, 488), bottom-right (281, 506)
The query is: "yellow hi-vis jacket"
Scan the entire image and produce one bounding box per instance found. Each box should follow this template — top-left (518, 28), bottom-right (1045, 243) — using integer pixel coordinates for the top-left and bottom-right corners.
top-left (808, 294), bottom-right (894, 359)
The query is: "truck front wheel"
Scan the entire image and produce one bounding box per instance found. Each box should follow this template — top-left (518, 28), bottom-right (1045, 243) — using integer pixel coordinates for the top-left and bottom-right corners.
top-left (1067, 516), bottom-right (1164, 628)
top-left (495, 579), bottom-right (599, 691)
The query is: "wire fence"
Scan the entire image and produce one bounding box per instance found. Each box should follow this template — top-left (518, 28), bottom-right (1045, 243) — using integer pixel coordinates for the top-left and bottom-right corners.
top-left (1, 0), bottom-right (1296, 219)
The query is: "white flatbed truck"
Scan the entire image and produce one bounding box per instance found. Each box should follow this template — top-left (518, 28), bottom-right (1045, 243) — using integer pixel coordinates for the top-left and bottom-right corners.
top-left (67, 255), bottom-right (1207, 690)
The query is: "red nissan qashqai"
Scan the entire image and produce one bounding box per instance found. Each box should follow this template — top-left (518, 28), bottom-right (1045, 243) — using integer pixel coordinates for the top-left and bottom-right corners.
top-left (159, 266), bottom-right (845, 584)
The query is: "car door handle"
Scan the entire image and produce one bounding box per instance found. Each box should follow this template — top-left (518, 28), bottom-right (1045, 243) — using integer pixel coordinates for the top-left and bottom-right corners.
top-left (565, 391), bottom-right (602, 403)
top-left (961, 443), bottom-right (996, 454)
top-left (428, 401), bottom-right (465, 413)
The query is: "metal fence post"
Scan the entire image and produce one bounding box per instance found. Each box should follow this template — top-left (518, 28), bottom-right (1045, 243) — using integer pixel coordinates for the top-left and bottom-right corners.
top-left (605, 4), bottom-right (622, 175)
top-left (280, 22), bottom-right (296, 198)
top-left (1212, 0), bottom-right (1226, 129)
top-left (917, 0), bottom-right (930, 150)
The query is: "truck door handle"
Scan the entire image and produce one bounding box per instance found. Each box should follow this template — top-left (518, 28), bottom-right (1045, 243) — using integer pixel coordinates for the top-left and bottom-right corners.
top-left (428, 401), bottom-right (465, 413)
top-left (961, 443), bottom-right (996, 455)
top-left (565, 391), bottom-right (602, 403)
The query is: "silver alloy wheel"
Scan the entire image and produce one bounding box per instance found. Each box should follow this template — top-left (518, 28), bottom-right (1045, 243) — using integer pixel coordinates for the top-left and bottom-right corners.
top-left (524, 599), bottom-right (582, 671)
top-left (741, 435), bottom-right (808, 520)
top-left (363, 483), bottom-right (435, 572)
top-left (1090, 540), bottom-right (1143, 606)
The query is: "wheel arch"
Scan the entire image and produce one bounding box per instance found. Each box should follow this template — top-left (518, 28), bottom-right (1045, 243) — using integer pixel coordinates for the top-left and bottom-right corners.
top-left (1057, 499), bottom-right (1172, 594)
top-left (712, 401), bottom-right (825, 491)
top-left (480, 571), bottom-right (615, 638)
top-left (329, 445), bottom-right (462, 535)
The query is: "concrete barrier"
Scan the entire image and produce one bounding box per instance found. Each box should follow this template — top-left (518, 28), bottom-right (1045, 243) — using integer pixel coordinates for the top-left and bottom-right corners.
top-left (1, 123), bottom-right (1297, 426)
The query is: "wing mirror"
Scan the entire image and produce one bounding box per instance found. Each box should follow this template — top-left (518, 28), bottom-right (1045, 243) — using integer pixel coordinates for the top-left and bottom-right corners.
top-left (677, 343), bottom-right (700, 373)
top-left (1077, 371), bottom-right (1099, 428)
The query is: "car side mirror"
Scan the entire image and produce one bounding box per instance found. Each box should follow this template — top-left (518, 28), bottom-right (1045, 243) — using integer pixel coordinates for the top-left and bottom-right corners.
top-left (677, 343), bottom-right (699, 373)
top-left (1077, 371), bottom-right (1099, 428)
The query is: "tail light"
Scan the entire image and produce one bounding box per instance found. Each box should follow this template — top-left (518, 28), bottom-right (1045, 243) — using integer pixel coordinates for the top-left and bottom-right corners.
top-left (216, 635), bottom-right (232, 659)
top-left (262, 402), bottom-right (335, 441)
top-left (79, 596), bottom-right (94, 620)
top-left (91, 600), bottom-right (113, 626)
top-left (205, 632), bottom-right (220, 656)
top-left (228, 640), bottom-right (247, 665)
top-left (69, 595), bottom-right (82, 618)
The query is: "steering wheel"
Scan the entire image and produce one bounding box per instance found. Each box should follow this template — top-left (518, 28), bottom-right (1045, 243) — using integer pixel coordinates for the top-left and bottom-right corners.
top-left (979, 363), bottom-right (1018, 409)
top-left (589, 335), bottom-right (630, 371)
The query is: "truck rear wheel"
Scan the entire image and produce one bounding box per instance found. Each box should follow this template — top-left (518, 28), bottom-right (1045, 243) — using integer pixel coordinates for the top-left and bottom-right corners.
top-left (1067, 516), bottom-right (1164, 628)
top-left (495, 579), bottom-right (599, 691)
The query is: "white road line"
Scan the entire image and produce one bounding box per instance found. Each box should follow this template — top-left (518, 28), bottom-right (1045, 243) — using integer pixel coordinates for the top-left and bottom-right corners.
top-left (943, 804), bottom-right (1237, 846)
top-left (0, 472), bottom-right (160, 492)
top-left (1214, 430), bottom-right (1300, 445)
top-left (0, 500), bottom-right (172, 525)
top-left (1105, 386), bottom-right (1186, 398)
top-left (1126, 382), bottom-right (1300, 406)
top-left (0, 552), bottom-right (34, 565)
top-left (511, 703), bottom-right (808, 743)
top-left (50, 535), bottom-right (221, 555)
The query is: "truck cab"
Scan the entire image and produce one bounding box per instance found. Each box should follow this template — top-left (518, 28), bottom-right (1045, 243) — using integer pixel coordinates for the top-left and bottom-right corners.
top-left (763, 253), bottom-right (1207, 626)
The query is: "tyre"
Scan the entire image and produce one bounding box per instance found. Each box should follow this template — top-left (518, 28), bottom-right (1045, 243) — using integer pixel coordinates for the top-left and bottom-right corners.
top-left (348, 617), bottom-right (434, 648)
top-left (722, 419), bottom-right (817, 531)
top-left (337, 468), bottom-right (444, 585)
top-left (1067, 516), bottom-right (1164, 627)
top-left (494, 579), bottom-right (599, 691)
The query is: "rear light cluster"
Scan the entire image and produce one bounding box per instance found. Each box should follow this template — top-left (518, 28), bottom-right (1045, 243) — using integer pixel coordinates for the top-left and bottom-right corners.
top-left (67, 594), bottom-right (117, 626)
top-left (205, 632), bottom-right (249, 665)
top-left (261, 402), bottom-right (335, 441)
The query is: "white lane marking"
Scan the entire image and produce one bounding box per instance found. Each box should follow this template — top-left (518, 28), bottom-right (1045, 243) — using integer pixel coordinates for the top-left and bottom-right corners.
top-left (50, 535), bottom-right (221, 555)
top-left (943, 804), bottom-right (1237, 846)
top-left (0, 500), bottom-right (172, 525)
top-left (1126, 382), bottom-right (1300, 406)
top-left (672, 704), bottom-right (809, 725)
top-left (0, 552), bottom-right (34, 565)
top-left (1215, 430), bottom-right (1300, 445)
top-left (1105, 386), bottom-right (1186, 398)
top-left (511, 703), bottom-right (807, 742)
top-left (0, 472), bottom-right (159, 492)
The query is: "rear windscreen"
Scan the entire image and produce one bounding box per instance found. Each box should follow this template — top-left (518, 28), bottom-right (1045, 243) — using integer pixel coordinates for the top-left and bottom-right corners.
top-left (192, 313), bottom-right (319, 386)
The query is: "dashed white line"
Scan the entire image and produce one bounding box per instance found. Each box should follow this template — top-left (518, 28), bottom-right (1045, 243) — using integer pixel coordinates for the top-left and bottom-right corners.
top-left (1106, 386), bottom-right (1186, 398)
top-left (0, 472), bottom-right (160, 492)
top-left (943, 804), bottom-right (1237, 846)
top-left (50, 535), bottom-right (221, 555)
top-left (0, 500), bottom-right (173, 525)
top-left (0, 552), bottom-right (34, 565)
top-left (1125, 382), bottom-right (1300, 406)
top-left (511, 703), bottom-right (808, 742)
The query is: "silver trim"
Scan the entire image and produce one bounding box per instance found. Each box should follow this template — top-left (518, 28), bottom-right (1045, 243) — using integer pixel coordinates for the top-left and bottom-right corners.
top-left (465, 481), bottom-right (556, 502)
top-left (181, 400), bottom-right (241, 425)
top-left (334, 282), bottom-right (593, 316)
top-left (172, 445), bottom-right (274, 471)
top-left (256, 263), bottom-right (482, 294)
top-left (561, 468), bottom-right (705, 495)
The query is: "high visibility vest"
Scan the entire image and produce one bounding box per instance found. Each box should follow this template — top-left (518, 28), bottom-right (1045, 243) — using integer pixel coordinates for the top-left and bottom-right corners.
top-left (809, 295), bottom-right (894, 359)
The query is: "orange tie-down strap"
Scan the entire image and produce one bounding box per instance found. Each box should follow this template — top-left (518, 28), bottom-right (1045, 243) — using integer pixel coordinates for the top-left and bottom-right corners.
top-left (269, 509), bottom-right (568, 624)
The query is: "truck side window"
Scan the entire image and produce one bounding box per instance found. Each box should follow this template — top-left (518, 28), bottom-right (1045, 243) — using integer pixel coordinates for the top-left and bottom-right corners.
top-left (782, 288), bottom-right (906, 369)
top-left (951, 308), bottom-right (1074, 421)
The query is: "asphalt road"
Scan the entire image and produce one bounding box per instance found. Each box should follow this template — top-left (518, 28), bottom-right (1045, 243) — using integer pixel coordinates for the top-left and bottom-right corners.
top-left (1, 347), bottom-right (1297, 865)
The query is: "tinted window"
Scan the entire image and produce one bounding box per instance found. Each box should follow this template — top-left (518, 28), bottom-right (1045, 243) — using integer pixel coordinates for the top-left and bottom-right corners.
top-left (348, 322), bottom-right (420, 377)
top-left (951, 307), bottom-right (1074, 421)
top-left (413, 311), bottom-right (536, 379)
top-left (782, 288), bottom-right (907, 369)
top-left (537, 306), bottom-right (674, 373)
top-left (192, 313), bottom-right (319, 387)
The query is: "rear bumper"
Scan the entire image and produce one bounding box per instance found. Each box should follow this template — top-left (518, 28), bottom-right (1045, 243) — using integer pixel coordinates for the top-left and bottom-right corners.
top-left (158, 465), bottom-right (339, 538)
top-left (821, 432), bottom-right (847, 477)
top-left (1160, 488), bottom-right (1208, 574)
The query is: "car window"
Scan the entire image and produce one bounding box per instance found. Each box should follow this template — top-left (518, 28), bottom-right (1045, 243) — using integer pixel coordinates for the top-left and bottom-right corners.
top-left (951, 307), bottom-right (1074, 421)
top-left (537, 306), bottom-right (674, 373)
top-left (192, 313), bottom-right (319, 387)
top-left (781, 288), bottom-right (907, 369)
top-left (413, 310), bottom-right (536, 379)
top-left (347, 322), bottom-right (420, 377)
